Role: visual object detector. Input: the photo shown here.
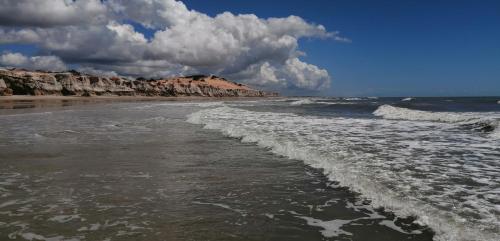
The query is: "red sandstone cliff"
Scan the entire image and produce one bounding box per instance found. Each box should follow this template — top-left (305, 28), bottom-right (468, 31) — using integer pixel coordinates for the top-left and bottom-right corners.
top-left (0, 68), bottom-right (278, 97)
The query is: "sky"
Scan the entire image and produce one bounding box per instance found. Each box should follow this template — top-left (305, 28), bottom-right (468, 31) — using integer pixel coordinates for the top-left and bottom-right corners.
top-left (0, 0), bottom-right (499, 97)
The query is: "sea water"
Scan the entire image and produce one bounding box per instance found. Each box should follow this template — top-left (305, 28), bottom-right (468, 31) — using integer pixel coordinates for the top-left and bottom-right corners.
top-left (0, 97), bottom-right (498, 241)
top-left (188, 97), bottom-right (500, 241)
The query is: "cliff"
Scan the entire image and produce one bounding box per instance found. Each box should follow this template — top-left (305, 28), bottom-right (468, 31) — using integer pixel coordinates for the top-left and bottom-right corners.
top-left (0, 69), bottom-right (278, 97)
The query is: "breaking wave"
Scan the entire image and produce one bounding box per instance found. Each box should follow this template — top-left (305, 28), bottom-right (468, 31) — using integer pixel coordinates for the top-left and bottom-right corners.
top-left (290, 99), bottom-right (315, 106)
top-left (344, 97), bottom-right (362, 101)
top-left (289, 98), bottom-right (361, 106)
top-left (187, 106), bottom-right (500, 241)
top-left (374, 105), bottom-right (500, 134)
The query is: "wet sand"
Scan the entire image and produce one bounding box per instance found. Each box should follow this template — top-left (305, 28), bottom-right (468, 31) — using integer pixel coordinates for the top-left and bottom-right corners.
top-left (0, 95), bottom-right (281, 101)
top-left (0, 95), bottom-right (281, 111)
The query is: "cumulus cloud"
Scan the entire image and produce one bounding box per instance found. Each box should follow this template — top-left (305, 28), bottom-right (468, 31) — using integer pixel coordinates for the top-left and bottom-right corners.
top-left (226, 58), bottom-right (330, 90)
top-left (76, 67), bottom-right (119, 77)
top-left (108, 0), bottom-right (199, 29)
top-left (283, 58), bottom-right (330, 89)
top-left (0, 0), bottom-right (346, 91)
top-left (0, 29), bottom-right (41, 44)
top-left (0, 0), bottom-right (108, 27)
top-left (0, 52), bottom-right (67, 71)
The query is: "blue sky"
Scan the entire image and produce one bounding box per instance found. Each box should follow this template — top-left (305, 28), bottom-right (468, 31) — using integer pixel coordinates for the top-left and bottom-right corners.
top-left (1, 0), bottom-right (499, 97)
top-left (182, 0), bottom-right (500, 96)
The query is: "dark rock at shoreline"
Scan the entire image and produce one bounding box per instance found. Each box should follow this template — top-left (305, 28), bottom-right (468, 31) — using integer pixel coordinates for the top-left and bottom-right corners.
top-left (0, 68), bottom-right (278, 97)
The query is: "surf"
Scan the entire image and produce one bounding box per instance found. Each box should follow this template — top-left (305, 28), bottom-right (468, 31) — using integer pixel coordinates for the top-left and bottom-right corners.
top-left (187, 105), bottom-right (500, 241)
top-left (374, 104), bottom-right (500, 134)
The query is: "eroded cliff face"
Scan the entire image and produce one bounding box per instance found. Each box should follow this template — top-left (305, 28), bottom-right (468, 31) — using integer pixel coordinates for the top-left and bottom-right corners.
top-left (0, 69), bottom-right (277, 97)
top-left (0, 77), bottom-right (12, 96)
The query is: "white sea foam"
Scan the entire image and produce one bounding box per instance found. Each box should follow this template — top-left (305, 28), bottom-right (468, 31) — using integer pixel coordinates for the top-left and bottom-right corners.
top-left (290, 202), bottom-right (422, 238)
top-left (296, 215), bottom-right (353, 237)
top-left (492, 128), bottom-right (500, 138)
top-left (15, 231), bottom-right (82, 241)
top-left (78, 223), bottom-right (101, 232)
top-left (193, 201), bottom-right (247, 216)
top-left (196, 101), bottom-right (226, 107)
top-left (316, 101), bottom-right (356, 105)
top-left (48, 214), bottom-right (82, 223)
top-left (289, 98), bottom-right (359, 106)
top-left (379, 220), bottom-right (421, 234)
top-left (128, 173), bottom-right (152, 178)
top-left (374, 105), bottom-right (500, 136)
top-left (344, 97), bottom-right (362, 101)
top-left (187, 106), bottom-right (500, 241)
top-left (401, 97), bottom-right (414, 101)
top-left (133, 101), bottom-right (225, 109)
top-left (0, 111), bottom-right (53, 118)
top-left (374, 105), bottom-right (477, 123)
top-left (290, 99), bottom-right (315, 106)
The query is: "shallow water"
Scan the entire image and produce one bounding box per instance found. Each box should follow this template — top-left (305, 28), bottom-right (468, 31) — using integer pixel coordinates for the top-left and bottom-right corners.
top-left (0, 99), bottom-right (435, 241)
top-left (189, 97), bottom-right (500, 241)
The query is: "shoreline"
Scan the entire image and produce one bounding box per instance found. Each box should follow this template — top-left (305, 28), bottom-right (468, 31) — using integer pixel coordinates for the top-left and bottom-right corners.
top-left (0, 95), bottom-right (283, 110)
top-left (0, 95), bottom-right (282, 101)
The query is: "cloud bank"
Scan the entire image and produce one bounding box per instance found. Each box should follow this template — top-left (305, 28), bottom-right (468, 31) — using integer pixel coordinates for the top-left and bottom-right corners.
top-left (0, 0), bottom-right (345, 90)
top-left (0, 52), bottom-right (66, 71)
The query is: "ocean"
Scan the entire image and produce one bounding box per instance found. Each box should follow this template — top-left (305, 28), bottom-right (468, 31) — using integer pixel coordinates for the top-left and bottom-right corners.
top-left (0, 97), bottom-right (498, 241)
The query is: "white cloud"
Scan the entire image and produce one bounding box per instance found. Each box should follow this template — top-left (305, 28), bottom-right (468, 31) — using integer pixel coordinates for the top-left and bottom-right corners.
top-left (0, 52), bottom-right (28, 66)
top-left (0, 29), bottom-right (41, 44)
top-left (2, 23), bottom-right (148, 64)
top-left (283, 58), bottom-right (330, 89)
top-left (226, 58), bottom-right (330, 90)
top-left (107, 22), bottom-right (147, 44)
top-left (76, 67), bottom-right (119, 77)
top-left (0, 0), bottom-right (344, 91)
top-left (0, 52), bottom-right (67, 71)
top-left (108, 0), bottom-right (199, 28)
top-left (81, 59), bottom-right (195, 79)
top-left (0, 0), bottom-right (108, 27)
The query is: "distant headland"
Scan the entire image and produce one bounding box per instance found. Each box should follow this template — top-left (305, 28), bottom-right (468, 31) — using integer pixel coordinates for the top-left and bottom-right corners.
top-left (0, 68), bottom-right (278, 98)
